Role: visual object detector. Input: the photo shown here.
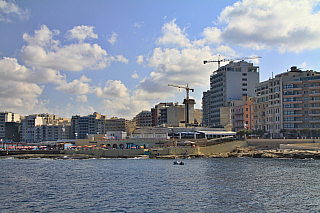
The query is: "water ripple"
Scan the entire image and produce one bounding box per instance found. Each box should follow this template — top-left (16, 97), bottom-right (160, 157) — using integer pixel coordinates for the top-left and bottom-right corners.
top-left (0, 158), bottom-right (320, 212)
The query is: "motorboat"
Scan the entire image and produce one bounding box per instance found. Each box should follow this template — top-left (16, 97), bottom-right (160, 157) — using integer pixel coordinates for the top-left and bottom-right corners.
top-left (173, 160), bottom-right (184, 165)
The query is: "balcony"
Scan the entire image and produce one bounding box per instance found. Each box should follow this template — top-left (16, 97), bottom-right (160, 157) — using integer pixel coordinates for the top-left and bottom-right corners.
top-left (283, 94), bottom-right (302, 97)
top-left (309, 86), bottom-right (320, 90)
top-left (308, 93), bottom-right (320, 97)
top-left (283, 107), bottom-right (303, 111)
top-left (309, 106), bottom-right (320, 110)
top-left (283, 88), bottom-right (302, 91)
top-left (283, 114), bottom-right (303, 117)
top-left (309, 120), bottom-right (320, 123)
top-left (309, 114), bottom-right (320, 117)
top-left (283, 101), bottom-right (302, 104)
top-left (309, 100), bottom-right (320, 103)
top-left (283, 121), bottom-right (303, 124)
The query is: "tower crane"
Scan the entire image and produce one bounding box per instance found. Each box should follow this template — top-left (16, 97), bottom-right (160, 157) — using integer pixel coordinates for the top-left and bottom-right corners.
top-left (168, 84), bottom-right (194, 100)
top-left (204, 55), bottom-right (262, 68)
top-left (168, 84), bottom-right (195, 126)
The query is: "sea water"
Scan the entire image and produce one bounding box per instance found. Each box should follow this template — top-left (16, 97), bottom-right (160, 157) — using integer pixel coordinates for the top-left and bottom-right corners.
top-left (1, 158), bottom-right (319, 212)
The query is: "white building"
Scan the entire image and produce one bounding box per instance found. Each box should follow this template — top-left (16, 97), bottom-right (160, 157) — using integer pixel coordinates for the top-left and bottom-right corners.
top-left (202, 60), bottom-right (259, 127)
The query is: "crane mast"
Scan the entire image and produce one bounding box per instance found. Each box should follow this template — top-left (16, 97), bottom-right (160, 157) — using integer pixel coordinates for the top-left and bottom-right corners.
top-left (168, 84), bottom-right (195, 126)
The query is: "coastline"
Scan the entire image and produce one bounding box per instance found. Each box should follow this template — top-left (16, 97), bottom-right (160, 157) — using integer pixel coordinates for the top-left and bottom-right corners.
top-left (2, 146), bottom-right (320, 160)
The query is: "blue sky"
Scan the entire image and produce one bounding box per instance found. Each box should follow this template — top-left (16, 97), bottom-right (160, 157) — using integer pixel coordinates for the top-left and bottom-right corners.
top-left (1, 0), bottom-right (320, 119)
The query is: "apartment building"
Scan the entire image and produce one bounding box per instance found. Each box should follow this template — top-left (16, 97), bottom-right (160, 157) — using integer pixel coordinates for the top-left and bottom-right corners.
top-left (159, 103), bottom-right (185, 127)
top-left (134, 111), bottom-right (152, 127)
top-left (220, 96), bottom-right (255, 131)
top-left (71, 112), bottom-right (107, 139)
top-left (21, 114), bottom-right (47, 143)
top-left (0, 112), bottom-right (20, 141)
top-left (151, 102), bottom-right (174, 126)
top-left (105, 117), bottom-right (126, 132)
top-left (254, 66), bottom-right (320, 138)
top-left (202, 60), bottom-right (259, 127)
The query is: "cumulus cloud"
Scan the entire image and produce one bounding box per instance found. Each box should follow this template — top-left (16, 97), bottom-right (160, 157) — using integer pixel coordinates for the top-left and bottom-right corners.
top-left (100, 98), bottom-right (150, 119)
top-left (108, 32), bottom-right (117, 45)
top-left (217, 0), bottom-right (320, 53)
top-left (116, 55), bottom-right (129, 63)
top-left (134, 21), bottom-right (144, 28)
top-left (131, 71), bottom-right (139, 79)
top-left (21, 25), bottom-right (124, 71)
top-left (0, 0), bottom-right (29, 22)
top-left (94, 80), bottom-right (129, 99)
top-left (156, 19), bottom-right (192, 48)
top-left (66, 25), bottom-right (98, 41)
top-left (76, 95), bottom-right (88, 103)
top-left (55, 75), bottom-right (92, 95)
top-left (0, 57), bottom-right (66, 114)
top-left (137, 55), bottom-right (144, 64)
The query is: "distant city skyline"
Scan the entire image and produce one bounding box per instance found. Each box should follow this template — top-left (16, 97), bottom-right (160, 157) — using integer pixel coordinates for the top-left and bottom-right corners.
top-left (1, 0), bottom-right (320, 119)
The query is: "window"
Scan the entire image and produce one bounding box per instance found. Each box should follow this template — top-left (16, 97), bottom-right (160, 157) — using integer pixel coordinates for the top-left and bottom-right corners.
top-left (242, 88), bottom-right (247, 91)
top-left (242, 83), bottom-right (247, 86)
top-left (242, 78), bottom-right (247, 81)
top-left (242, 73), bottom-right (247, 76)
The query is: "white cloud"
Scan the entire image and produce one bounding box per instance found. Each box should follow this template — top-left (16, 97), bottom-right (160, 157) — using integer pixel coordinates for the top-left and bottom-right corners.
top-left (94, 80), bottom-right (129, 99)
top-left (217, 0), bottom-right (320, 53)
top-left (116, 55), bottom-right (129, 63)
top-left (21, 25), bottom-right (123, 71)
top-left (300, 61), bottom-right (307, 68)
top-left (55, 75), bottom-right (92, 95)
top-left (66, 25), bottom-right (98, 41)
top-left (134, 21), bottom-right (144, 28)
top-left (137, 55), bottom-right (144, 64)
top-left (156, 19), bottom-right (192, 48)
top-left (131, 71), bottom-right (139, 79)
top-left (100, 98), bottom-right (150, 119)
top-left (108, 32), bottom-right (117, 45)
top-left (76, 95), bottom-right (88, 103)
top-left (0, 0), bottom-right (29, 22)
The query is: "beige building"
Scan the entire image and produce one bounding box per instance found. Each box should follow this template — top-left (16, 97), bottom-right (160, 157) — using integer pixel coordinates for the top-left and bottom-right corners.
top-left (221, 96), bottom-right (255, 131)
top-left (254, 66), bottom-right (320, 138)
top-left (159, 103), bottom-right (185, 127)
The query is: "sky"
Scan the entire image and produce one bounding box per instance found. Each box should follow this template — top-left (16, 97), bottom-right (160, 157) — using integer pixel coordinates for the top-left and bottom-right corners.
top-left (1, 0), bottom-right (320, 119)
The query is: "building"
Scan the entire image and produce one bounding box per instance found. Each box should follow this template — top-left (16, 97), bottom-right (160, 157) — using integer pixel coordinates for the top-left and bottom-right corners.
top-left (151, 102), bottom-right (174, 126)
top-left (220, 96), bottom-right (255, 131)
top-left (71, 112), bottom-right (107, 139)
top-left (20, 114), bottom-right (49, 143)
top-left (159, 103), bottom-right (185, 127)
top-left (202, 60), bottom-right (259, 127)
top-left (134, 111), bottom-right (152, 127)
top-left (254, 66), bottom-right (320, 138)
top-left (0, 112), bottom-right (20, 141)
top-left (105, 117), bottom-right (126, 132)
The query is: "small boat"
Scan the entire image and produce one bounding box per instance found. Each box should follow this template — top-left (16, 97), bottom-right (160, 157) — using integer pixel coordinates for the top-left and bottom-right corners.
top-left (173, 160), bottom-right (184, 165)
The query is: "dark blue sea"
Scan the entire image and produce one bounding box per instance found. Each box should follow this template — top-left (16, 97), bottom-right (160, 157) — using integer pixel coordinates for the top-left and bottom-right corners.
top-left (1, 157), bottom-right (319, 213)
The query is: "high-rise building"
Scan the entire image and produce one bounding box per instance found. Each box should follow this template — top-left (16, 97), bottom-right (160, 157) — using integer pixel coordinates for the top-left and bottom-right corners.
top-left (202, 60), bottom-right (259, 127)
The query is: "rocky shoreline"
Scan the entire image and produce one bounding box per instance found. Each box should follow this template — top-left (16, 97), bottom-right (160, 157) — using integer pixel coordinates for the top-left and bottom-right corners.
top-left (2, 146), bottom-right (320, 160)
top-left (208, 146), bottom-right (320, 159)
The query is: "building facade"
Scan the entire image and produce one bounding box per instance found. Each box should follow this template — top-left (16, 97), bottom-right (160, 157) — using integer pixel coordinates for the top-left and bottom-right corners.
top-left (254, 66), bottom-right (320, 138)
top-left (0, 112), bottom-right (20, 140)
top-left (202, 60), bottom-right (259, 127)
